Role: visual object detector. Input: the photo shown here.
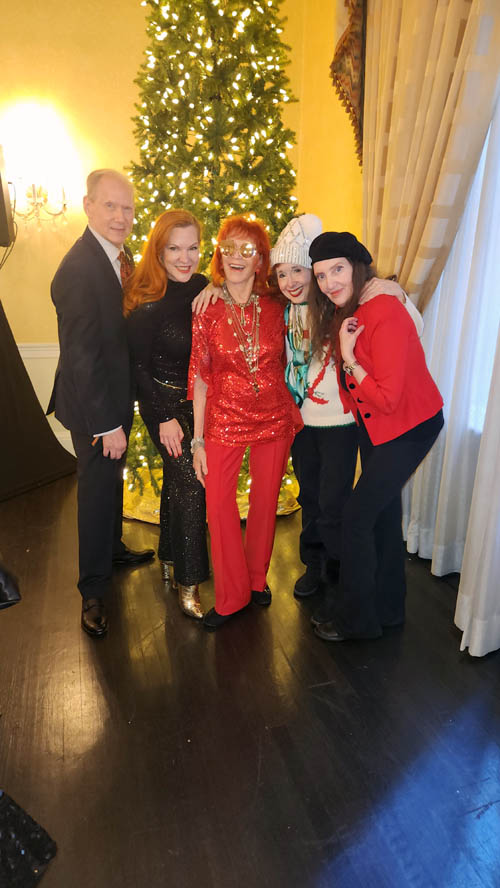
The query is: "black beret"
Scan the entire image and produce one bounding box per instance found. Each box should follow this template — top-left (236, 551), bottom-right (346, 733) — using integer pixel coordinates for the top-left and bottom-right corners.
top-left (309, 231), bottom-right (373, 266)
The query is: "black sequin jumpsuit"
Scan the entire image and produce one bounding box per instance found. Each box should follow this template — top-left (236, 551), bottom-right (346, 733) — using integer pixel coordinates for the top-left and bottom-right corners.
top-left (127, 274), bottom-right (210, 586)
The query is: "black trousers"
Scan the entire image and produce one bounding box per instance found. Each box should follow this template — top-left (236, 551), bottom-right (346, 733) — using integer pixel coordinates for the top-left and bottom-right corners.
top-left (141, 405), bottom-right (209, 587)
top-left (71, 430), bottom-right (128, 601)
top-left (291, 423), bottom-right (359, 581)
top-left (331, 413), bottom-right (444, 638)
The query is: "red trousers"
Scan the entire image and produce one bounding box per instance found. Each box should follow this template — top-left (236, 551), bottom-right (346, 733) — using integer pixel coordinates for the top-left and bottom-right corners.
top-left (205, 437), bottom-right (291, 615)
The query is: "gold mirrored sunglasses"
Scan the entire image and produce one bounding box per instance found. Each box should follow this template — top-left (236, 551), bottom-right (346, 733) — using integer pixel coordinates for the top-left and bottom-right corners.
top-left (218, 239), bottom-right (257, 259)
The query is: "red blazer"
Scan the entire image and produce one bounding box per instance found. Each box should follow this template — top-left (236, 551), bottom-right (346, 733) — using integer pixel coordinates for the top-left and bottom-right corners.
top-left (338, 294), bottom-right (443, 445)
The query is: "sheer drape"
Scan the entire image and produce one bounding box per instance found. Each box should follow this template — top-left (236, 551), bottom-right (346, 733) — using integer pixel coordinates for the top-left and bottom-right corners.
top-left (454, 324), bottom-right (500, 657)
top-left (451, 100), bottom-right (500, 657)
top-left (402, 108), bottom-right (500, 582)
top-left (363, 0), bottom-right (500, 309)
top-left (363, 0), bottom-right (500, 656)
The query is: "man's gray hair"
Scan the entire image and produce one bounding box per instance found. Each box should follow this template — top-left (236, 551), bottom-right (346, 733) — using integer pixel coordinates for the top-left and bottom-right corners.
top-left (86, 169), bottom-right (134, 200)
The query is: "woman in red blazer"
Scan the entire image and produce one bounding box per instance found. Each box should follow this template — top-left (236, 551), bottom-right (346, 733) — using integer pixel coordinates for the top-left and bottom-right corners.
top-left (307, 231), bottom-right (443, 641)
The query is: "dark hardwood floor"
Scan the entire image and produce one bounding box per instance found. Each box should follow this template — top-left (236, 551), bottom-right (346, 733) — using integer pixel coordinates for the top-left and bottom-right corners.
top-left (1, 476), bottom-right (499, 888)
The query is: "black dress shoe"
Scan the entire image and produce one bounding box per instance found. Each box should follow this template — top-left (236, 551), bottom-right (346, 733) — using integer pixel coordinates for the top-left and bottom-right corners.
top-left (310, 592), bottom-right (337, 627)
top-left (112, 546), bottom-right (155, 567)
top-left (293, 570), bottom-right (321, 599)
top-left (203, 606), bottom-right (246, 630)
top-left (81, 598), bottom-right (108, 637)
top-left (314, 621), bottom-right (345, 642)
top-left (251, 585), bottom-right (272, 606)
top-left (310, 607), bottom-right (334, 628)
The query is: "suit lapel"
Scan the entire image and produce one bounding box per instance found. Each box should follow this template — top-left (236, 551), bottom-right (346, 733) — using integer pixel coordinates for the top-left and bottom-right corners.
top-left (82, 227), bottom-right (124, 303)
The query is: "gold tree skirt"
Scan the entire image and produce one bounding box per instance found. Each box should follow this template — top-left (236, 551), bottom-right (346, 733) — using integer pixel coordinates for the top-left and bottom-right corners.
top-left (123, 466), bottom-right (300, 524)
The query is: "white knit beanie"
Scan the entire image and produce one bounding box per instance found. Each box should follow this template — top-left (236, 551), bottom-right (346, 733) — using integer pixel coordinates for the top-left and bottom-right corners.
top-left (270, 214), bottom-right (323, 269)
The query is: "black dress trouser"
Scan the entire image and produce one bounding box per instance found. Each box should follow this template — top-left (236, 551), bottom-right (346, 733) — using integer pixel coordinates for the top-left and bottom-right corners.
top-left (71, 430), bottom-right (128, 601)
top-left (331, 412), bottom-right (444, 638)
top-left (291, 423), bottom-right (359, 582)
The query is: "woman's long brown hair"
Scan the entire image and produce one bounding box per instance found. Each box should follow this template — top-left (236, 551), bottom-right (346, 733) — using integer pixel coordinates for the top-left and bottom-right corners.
top-left (308, 261), bottom-right (375, 362)
top-left (123, 209), bottom-right (201, 316)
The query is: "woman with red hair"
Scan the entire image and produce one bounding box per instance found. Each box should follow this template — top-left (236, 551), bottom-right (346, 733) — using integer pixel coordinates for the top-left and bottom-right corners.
top-left (125, 209), bottom-right (213, 620)
top-left (188, 215), bottom-right (301, 629)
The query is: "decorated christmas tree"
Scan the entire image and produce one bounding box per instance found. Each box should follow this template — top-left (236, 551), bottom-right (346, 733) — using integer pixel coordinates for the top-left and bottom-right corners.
top-left (124, 0), bottom-right (300, 520)
top-left (129, 0), bottom-right (297, 263)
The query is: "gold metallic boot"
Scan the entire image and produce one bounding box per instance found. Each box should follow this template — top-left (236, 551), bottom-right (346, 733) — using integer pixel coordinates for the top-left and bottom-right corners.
top-left (160, 561), bottom-right (177, 587)
top-left (178, 584), bottom-right (203, 620)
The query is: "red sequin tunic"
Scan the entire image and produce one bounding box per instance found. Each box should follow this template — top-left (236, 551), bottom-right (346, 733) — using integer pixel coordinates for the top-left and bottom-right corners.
top-left (188, 293), bottom-right (300, 446)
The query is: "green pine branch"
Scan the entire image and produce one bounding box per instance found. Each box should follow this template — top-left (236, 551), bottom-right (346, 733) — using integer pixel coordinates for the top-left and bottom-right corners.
top-left (126, 0), bottom-right (299, 506)
top-left (129, 0), bottom-right (298, 269)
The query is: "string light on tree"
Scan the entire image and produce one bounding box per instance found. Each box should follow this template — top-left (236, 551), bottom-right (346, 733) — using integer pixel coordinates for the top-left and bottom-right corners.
top-left (126, 0), bottom-right (300, 514)
top-left (131, 0), bottom-right (298, 269)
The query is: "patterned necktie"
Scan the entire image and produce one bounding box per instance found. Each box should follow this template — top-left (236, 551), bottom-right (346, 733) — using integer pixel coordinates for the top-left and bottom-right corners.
top-left (118, 250), bottom-right (133, 287)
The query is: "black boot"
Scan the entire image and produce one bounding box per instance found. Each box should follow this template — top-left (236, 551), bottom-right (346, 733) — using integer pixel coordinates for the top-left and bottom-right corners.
top-left (293, 568), bottom-right (321, 599)
top-left (310, 585), bottom-right (338, 627)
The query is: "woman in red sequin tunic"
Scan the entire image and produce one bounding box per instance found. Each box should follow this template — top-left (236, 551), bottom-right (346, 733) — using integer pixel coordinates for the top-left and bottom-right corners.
top-left (188, 216), bottom-right (301, 629)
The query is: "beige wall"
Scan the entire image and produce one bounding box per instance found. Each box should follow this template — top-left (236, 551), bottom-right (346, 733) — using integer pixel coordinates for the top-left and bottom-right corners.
top-left (281, 0), bottom-right (362, 233)
top-left (0, 0), bottom-right (147, 342)
top-left (1, 0), bottom-right (362, 345)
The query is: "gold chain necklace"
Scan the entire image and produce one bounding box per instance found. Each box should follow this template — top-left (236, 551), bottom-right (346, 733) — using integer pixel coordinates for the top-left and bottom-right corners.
top-left (222, 282), bottom-right (261, 394)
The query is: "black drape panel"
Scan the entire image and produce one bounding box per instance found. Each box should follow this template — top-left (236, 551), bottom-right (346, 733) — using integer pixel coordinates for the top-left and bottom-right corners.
top-left (0, 300), bottom-right (75, 502)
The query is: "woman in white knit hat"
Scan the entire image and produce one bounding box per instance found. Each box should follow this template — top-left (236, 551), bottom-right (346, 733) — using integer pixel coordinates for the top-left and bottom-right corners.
top-left (269, 215), bottom-right (423, 622)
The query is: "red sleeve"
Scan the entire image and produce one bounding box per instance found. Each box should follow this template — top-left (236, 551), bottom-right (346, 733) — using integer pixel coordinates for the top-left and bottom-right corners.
top-left (357, 303), bottom-right (411, 415)
top-left (187, 311), bottom-right (212, 400)
top-left (280, 320), bottom-right (287, 369)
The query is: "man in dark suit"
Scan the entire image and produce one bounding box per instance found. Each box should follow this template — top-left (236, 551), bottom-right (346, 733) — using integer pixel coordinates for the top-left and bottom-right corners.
top-left (48, 169), bottom-right (154, 637)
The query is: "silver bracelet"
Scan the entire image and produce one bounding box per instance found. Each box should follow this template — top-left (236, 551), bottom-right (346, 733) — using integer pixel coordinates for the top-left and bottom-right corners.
top-left (343, 360), bottom-right (360, 376)
top-left (190, 436), bottom-right (205, 455)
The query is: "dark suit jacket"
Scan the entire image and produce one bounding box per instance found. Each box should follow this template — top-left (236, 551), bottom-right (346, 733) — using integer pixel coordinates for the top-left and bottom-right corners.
top-left (47, 227), bottom-right (133, 436)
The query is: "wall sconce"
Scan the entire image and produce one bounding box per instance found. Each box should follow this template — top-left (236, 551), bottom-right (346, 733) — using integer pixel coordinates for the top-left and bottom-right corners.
top-left (0, 101), bottom-right (83, 233)
top-left (14, 183), bottom-right (68, 227)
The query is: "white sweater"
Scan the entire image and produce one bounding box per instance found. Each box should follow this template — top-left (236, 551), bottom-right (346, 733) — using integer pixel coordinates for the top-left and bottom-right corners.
top-left (285, 296), bottom-right (424, 429)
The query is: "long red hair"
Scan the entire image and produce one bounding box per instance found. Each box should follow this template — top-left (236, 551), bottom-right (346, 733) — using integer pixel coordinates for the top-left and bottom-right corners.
top-left (210, 215), bottom-right (270, 296)
top-left (123, 209), bottom-right (201, 316)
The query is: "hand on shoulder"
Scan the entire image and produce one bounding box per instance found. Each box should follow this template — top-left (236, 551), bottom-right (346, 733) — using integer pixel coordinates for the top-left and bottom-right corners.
top-left (192, 283), bottom-right (222, 314)
top-left (360, 277), bottom-right (406, 305)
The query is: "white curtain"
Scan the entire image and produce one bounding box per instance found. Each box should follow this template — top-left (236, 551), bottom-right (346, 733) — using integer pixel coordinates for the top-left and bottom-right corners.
top-left (455, 327), bottom-right (500, 657)
top-left (402, 97), bottom-right (500, 590)
top-left (363, 0), bottom-right (500, 310)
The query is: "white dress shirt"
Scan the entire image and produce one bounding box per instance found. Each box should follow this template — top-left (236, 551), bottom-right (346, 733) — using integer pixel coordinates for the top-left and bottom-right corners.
top-left (88, 225), bottom-right (123, 283)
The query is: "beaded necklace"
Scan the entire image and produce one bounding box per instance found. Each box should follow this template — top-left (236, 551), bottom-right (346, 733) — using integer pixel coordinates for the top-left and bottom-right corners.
top-left (222, 282), bottom-right (261, 394)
